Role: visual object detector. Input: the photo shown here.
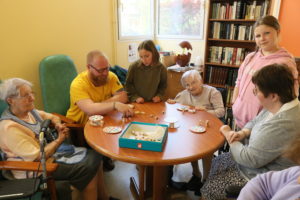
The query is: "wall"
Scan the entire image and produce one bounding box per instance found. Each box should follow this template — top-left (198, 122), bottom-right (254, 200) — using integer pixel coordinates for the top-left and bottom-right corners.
top-left (0, 0), bottom-right (114, 109)
top-left (278, 0), bottom-right (300, 57)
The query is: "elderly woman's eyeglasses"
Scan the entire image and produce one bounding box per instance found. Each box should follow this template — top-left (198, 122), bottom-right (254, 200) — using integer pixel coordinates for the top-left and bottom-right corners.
top-left (16, 92), bottom-right (35, 99)
top-left (89, 64), bottom-right (110, 73)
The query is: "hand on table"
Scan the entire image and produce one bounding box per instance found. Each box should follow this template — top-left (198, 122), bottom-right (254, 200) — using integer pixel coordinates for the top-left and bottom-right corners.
top-left (136, 97), bottom-right (145, 104)
top-left (152, 96), bottom-right (161, 103)
top-left (115, 102), bottom-right (134, 117)
top-left (195, 106), bottom-right (206, 111)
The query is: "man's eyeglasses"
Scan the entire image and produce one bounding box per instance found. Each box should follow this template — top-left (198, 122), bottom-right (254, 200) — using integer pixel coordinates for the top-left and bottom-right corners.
top-left (89, 64), bottom-right (110, 73)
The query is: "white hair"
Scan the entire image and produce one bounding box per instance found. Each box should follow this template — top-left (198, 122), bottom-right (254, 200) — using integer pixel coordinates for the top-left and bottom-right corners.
top-left (180, 70), bottom-right (202, 88)
top-left (0, 78), bottom-right (32, 102)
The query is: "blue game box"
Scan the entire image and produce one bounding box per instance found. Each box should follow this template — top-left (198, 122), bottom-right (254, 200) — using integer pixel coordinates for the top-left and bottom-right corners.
top-left (119, 121), bottom-right (168, 152)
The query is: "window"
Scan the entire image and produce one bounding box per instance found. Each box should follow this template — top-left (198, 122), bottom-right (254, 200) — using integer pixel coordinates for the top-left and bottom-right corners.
top-left (117, 0), bottom-right (154, 40)
top-left (117, 0), bottom-right (205, 40)
top-left (157, 0), bottom-right (205, 39)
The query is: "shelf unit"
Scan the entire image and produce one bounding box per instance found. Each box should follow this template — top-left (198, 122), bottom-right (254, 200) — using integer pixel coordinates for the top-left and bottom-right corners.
top-left (203, 0), bottom-right (273, 106)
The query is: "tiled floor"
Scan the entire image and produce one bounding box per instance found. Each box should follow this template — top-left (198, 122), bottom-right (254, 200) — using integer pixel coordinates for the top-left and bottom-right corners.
top-left (104, 160), bottom-right (203, 200)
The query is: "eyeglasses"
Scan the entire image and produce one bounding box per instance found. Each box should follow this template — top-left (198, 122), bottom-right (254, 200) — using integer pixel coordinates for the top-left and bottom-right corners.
top-left (16, 92), bottom-right (35, 99)
top-left (253, 87), bottom-right (258, 96)
top-left (89, 64), bottom-right (110, 73)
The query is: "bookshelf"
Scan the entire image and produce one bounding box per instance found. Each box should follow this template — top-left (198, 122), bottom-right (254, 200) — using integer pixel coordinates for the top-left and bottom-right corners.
top-left (204, 0), bottom-right (272, 107)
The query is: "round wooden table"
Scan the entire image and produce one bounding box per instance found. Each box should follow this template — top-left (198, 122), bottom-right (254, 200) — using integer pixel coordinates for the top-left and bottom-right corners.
top-left (84, 102), bottom-right (224, 200)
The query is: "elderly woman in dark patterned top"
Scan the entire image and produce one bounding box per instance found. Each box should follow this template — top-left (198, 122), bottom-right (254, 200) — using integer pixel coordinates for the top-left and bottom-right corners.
top-left (167, 69), bottom-right (225, 194)
top-left (0, 78), bottom-right (118, 200)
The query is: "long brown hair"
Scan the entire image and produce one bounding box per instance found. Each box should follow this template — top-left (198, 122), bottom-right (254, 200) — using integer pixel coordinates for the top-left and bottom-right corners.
top-left (138, 40), bottom-right (160, 65)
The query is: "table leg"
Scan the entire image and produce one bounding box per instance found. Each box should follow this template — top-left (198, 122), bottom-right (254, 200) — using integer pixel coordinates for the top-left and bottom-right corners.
top-left (130, 165), bottom-right (146, 200)
top-left (130, 165), bottom-right (169, 200)
top-left (202, 153), bottom-right (213, 180)
top-left (153, 166), bottom-right (168, 200)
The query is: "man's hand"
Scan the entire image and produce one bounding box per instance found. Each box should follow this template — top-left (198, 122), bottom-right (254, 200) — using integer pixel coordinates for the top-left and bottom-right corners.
top-left (136, 97), bottom-right (145, 104)
top-left (115, 102), bottom-right (134, 117)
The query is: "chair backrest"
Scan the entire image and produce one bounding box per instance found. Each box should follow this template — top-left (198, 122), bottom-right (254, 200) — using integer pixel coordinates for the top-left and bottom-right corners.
top-left (0, 80), bottom-right (8, 116)
top-left (39, 55), bottom-right (78, 115)
top-left (109, 65), bottom-right (128, 86)
top-left (0, 100), bottom-right (7, 117)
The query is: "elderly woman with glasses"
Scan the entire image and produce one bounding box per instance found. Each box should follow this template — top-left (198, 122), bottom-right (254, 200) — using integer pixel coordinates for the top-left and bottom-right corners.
top-left (199, 64), bottom-right (300, 200)
top-left (168, 70), bottom-right (225, 118)
top-left (167, 69), bottom-right (225, 194)
top-left (0, 78), bottom-right (117, 200)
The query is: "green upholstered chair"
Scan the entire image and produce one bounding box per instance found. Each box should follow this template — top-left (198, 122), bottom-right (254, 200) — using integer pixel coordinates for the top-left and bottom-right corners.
top-left (0, 80), bottom-right (8, 116)
top-left (39, 55), bottom-right (77, 115)
top-left (0, 100), bottom-right (7, 116)
top-left (39, 55), bottom-right (85, 146)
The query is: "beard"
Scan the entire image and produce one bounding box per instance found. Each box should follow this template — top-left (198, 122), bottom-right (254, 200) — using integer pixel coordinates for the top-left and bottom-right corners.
top-left (91, 74), bottom-right (108, 86)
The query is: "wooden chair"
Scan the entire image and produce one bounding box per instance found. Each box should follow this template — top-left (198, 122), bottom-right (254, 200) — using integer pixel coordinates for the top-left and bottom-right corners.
top-left (0, 160), bottom-right (58, 200)
top-left (39, 55), bottom-right (86, 147)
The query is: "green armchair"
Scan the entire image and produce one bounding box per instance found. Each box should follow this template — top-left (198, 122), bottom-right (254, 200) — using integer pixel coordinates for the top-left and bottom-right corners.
top-left (39, 55), bottom-right (86, 146)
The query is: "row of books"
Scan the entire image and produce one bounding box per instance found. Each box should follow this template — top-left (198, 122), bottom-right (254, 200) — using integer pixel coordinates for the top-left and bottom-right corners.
top-left (205, 66), bottom-right (238, 87)
top-left (208, 46), bottom-right (250, 66)
top-left (210, 22), bottom-right (254, 41)
top-left (211, 0), bottom-right (270, 20)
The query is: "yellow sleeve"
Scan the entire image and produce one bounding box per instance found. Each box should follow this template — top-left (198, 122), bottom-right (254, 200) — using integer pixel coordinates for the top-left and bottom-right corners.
top-left (70, 77), bottom-right (91, 104)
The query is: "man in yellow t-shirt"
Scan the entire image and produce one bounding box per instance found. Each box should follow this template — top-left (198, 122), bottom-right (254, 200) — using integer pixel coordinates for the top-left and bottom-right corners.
top-left (67, 50), bottom-right (133, 171)
top-left (67, 50), bottom-right (133, 125)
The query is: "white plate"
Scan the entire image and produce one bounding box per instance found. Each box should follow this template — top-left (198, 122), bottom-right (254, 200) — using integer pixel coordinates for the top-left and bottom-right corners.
top-left (190, 125), bottom-right (206, 133)
top-left (89, 115), bottom-right (103, 121)
top-left (103, 126), bottom-right (122, 134)
top-left (177, 106), bottom-right (189, 111)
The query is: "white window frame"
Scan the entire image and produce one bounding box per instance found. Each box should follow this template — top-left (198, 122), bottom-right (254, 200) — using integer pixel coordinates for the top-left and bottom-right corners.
top-left (117, 0), bottom-right (206, 41)
top-left (155, 0), bottom-right (205, 40)
top-left (117, 0), bottom-right (155, 41)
